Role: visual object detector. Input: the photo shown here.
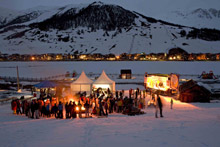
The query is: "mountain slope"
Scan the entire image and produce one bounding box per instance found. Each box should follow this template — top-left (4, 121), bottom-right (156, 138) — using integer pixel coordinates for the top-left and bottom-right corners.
top-left (162, 8), bottom-right (220, 29)
top-left (0, 2), bottom-right (220, 54)
top-left (31, 2), bottom-right (137, 31)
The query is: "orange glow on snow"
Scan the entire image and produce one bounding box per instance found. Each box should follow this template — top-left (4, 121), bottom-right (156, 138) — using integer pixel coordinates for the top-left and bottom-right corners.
top-left (161, 96), bottom-right (200, 109)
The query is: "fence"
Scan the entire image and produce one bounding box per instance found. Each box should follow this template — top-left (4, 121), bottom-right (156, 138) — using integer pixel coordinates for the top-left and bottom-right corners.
top-left (0, 74), bottom-right (66, 83)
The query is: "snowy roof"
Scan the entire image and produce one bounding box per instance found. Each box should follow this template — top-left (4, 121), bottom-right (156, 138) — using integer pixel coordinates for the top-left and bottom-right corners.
top-left (72, 71), bottom-right (93, 84)
top-left (93, 70), bottom-right (115, 84)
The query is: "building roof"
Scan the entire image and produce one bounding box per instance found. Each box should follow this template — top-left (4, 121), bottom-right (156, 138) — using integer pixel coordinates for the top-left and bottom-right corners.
top-left (72, 71), bottom-right (93, 84)
top-left (121, 69), bottom-right (132, 74)
top-left (93, 70), bottom-right (115, 84)
top-left (180, 80), bottom-right (211, 94)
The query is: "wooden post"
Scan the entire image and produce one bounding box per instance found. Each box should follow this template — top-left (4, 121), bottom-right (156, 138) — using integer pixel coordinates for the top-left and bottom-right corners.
top-left (16, 66), bottom-right (20, 91)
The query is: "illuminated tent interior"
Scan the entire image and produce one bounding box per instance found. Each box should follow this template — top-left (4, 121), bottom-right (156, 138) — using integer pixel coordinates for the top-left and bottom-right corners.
top-left (93, 70), bottom-right (115, 93)
top-left (70, 71), bottom-right (93, 96)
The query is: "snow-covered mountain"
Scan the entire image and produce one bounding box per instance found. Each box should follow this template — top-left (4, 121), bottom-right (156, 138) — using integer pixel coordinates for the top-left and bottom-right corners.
top-left (163, 8), bottom-right (220, 29)
top-left (0, 2), bottom-right (220, 54)
top-left (0, 7), bottom-right (18, 26)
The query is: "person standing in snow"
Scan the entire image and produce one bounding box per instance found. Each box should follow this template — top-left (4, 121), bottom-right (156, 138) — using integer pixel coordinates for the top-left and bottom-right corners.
top-left (84, 101), bottom-right (90, 118)
top-left (170, 98), bottom-right (173, 109)
top-left (58, 101), bottom-right (63, 118)
top-left (115, 91), bottom-right (118, 99)
top-left (52, 103), bottom-right (58, 118)
top-left (72, 101), bottom-right (77, 118)
top-left (155, 94), bottom-right (163, 118)
top-left (16, 99), bottom-right (22, 115)
top-left (98, 97), bottom-right (105, 116)
top-left (11, 100), bottom-right (17, 114)
top-left (31, 100), bottom-right (35, 118)
top-left (78, 101), bottom-right (82, 118)
top-left (104, 100), bottom-right (108, 116)
top-left (129, 88), bottom-right (132, 98)
top-left (34, 100), bottom-right (40, 119)
top-left (119, 91), bottom-right (123, 99)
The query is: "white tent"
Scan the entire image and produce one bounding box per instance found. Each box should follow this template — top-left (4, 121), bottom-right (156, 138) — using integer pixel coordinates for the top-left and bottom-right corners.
top-left (93, 70), bottom-right (115, 93)
top-left (70, 71), bottom-right (93, 95)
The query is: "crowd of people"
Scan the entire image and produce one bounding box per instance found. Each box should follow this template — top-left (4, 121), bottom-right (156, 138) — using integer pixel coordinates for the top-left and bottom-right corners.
top-left (11, 88), bottom-right (169, 119)
top-left (11, 98), bottom-right (65, 119)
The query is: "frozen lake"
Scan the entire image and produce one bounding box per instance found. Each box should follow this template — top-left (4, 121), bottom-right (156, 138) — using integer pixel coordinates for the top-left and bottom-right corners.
top-left (0, 61), bottom-right (220, 78)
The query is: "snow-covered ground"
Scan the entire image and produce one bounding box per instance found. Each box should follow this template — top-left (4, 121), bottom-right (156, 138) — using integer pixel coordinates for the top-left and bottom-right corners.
top-left (1, 61), bottom-right (220, 93)
top-left (0, 61), bottom-right (220, 146)
top-left (0, 61), bottom-right (220, 78)
top-left (0, 96), bottom-right (220, 147)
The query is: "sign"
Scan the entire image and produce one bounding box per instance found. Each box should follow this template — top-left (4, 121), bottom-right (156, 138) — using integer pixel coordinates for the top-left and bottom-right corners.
top-left (145, 73), bottom-right (179, 91)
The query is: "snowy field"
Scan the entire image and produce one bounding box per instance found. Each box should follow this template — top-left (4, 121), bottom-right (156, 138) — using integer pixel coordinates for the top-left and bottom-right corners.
top-left (0, 61), bottom-right (220, 147)
top-left (1, 61), bottom-right (220, 92)
top-left (0, 61), bottom-right (220, 78)
top-left (0, 96), bottom-right (220, 147)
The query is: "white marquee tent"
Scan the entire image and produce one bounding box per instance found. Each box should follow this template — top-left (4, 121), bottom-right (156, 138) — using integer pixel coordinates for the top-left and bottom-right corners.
top-left (70, 71), bottom-right (93, 95)
top-left (92, 70), bottom-right (115, 93)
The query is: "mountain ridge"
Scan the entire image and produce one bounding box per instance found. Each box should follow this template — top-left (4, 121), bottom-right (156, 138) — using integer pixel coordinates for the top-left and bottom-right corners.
top-left (0, 2), bottom-right (220, 55)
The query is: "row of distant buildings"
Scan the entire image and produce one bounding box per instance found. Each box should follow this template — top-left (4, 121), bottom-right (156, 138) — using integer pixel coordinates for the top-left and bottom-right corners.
top-left (0, 49), bottom-right (220, 61)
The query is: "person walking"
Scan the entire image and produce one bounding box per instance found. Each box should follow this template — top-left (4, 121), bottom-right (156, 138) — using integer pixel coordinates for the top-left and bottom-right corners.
top-left (170, 98), bottom-right (173, 109)
top-left (155, 94), bottom-right (163, 118)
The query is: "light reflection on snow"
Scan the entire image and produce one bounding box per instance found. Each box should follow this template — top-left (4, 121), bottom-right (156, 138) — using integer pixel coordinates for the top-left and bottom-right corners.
top-left (161, 96), bottom-right (200, 109)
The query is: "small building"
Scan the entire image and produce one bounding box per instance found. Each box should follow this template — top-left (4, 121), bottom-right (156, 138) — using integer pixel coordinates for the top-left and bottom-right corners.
top-left (120, 69), bottom-right (132, 79)
top-left (179, 80), bottom-right (210, 103)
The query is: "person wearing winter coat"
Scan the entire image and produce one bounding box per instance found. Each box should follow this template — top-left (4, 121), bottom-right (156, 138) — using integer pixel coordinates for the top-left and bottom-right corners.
top-left (11, 100), bottom-right (17, 114)
top-left (78, 101), bottom-right (82, 118)
top-left (58, 101), bottom-right (63, 118)
top-left (16, 100), bottom-right (22, 115)
top-left (65, 102), bottom-right (70, 118)
top-left (119, 91), bottom-right (123, 99)
top-left (38, 99), bottom-right (44, 117)
top-left (31, 100), bottom-right (35, 118)
top-left (98, 98), bottom-right (105, 116)
top-left (84, 101), bottom-right (90, 118)
top-left (23, 100), bottom-right (29, 116)
top-left (170, 99), bottom-right (173, 109)
top-left (117, 99), bottom-right (123, 113)
top-left (71, 102), bottom-right (77, 118)
top-left (34, 100), bottom-right (40, 119)
top-left (104, 100), bottom-right (108, 116)
top-left (155, 95), bottom-right (163, 118)
top-left (115, 91), bottom-right (119, 99)
top-left (52, 104), bottom-right (58, 118)
top-left (46, 102), bottom-right (51, 117)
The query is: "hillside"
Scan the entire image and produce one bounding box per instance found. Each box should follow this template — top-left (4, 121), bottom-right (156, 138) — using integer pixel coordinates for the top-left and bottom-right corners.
top-left (0, 2), bottom-right (220, 54)
top-left (162, 8), bottom-right (220, 30)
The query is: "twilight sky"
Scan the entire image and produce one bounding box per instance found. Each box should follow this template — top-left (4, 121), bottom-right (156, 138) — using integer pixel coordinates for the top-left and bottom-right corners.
top-left (0, 0), bottom-right (219, 18)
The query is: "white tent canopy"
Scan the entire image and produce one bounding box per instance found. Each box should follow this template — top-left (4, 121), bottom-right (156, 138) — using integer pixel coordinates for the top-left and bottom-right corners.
top-left (93, 70), bottom-right (115, 93)
top-left (71, 71), bottom-right (93, 96)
